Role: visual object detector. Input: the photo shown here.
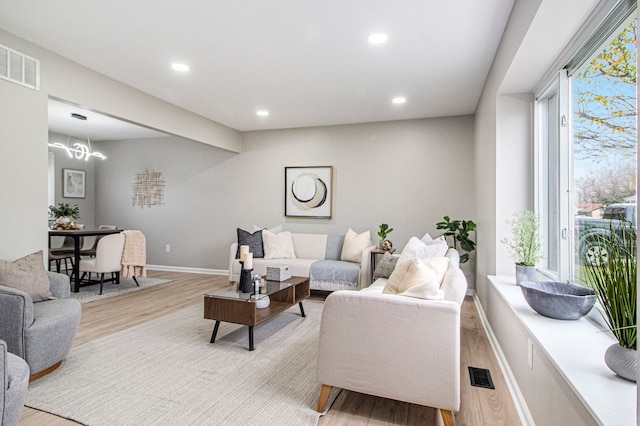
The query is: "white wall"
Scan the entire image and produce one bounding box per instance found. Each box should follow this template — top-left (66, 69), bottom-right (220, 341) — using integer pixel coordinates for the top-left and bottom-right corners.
top-left (93, 116), bottom-right (476, 283)
top-left (0, 76), bottom-right (48, 259)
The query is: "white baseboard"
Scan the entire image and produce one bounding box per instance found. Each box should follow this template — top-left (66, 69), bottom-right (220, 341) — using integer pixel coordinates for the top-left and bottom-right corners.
top-left (472, 294), bottom-right (535, 426)
top-left (146, 264), bottom-right (228, 276)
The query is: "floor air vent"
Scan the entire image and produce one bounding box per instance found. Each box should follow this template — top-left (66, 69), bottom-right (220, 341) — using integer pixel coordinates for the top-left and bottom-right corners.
top-left (468, 366), bottom-right (495, 389)
top-left (0, 44), bottom-right (40, 90)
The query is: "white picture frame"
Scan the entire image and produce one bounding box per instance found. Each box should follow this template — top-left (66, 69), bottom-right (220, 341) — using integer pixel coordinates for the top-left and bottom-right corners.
top-left (63, 168), bottom-right (86, 198)
top-left (285, 166), bottom-right (332, 218)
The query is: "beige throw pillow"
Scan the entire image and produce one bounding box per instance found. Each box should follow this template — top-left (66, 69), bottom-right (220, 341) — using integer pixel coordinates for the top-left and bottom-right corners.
top-left (383, 256), bottom-right (448, 295)
top-left (0, 251), bottom-right (53, 302)
top-left (263, 230), bottom-right (296, 259)
top-left (400, 281), bottom-right (445, 300)
top-left (340, 228), bottom-right (371, 263)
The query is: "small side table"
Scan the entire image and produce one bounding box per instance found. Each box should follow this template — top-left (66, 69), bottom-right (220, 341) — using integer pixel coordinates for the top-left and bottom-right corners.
top-left (370, 248), bottom-right (396, 282)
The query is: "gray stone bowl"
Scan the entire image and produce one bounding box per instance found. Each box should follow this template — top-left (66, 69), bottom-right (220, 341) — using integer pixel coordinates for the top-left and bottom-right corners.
top-left (519, 281), bottom-right (596, 320)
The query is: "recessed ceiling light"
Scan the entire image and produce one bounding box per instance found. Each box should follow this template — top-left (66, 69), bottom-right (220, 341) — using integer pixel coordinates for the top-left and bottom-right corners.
top-left (171, 63), bottom-right (189, 72)
top-left (392, 97), bottom-right (406, 104)
top-left (368, 33), bottom-right (388, 44)
top-left (256, 110), bottom-right (269, 117)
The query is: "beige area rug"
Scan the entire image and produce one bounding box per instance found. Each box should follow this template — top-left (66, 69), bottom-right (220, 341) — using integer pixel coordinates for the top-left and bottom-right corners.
top-left (69, 277), bottom-right (173, 303)
top-left (24, 299), bottom-right (340, 425)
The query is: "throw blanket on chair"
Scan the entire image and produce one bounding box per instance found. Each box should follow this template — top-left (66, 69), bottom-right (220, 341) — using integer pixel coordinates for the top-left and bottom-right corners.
top-left (121, 230), bottom-right (147, 278)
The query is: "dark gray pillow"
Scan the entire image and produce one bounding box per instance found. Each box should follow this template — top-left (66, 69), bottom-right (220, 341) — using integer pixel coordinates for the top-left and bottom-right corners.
top-left (235, 228), bottom-right (264, 258)
top-left (373, 252), bottom-right (398, 280)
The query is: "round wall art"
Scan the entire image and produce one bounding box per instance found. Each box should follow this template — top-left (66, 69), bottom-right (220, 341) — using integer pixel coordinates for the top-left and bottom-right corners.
top-left (285, 166), bottom-right (332, 218)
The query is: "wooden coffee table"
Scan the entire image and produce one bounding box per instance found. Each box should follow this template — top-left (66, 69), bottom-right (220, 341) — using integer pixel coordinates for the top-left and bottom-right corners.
top-left (204, 276), bottom-right (310, 351)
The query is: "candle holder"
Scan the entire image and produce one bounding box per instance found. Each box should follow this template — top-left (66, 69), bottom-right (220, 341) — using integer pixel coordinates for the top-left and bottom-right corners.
top-left (238, 261), bottom-right (254, 293)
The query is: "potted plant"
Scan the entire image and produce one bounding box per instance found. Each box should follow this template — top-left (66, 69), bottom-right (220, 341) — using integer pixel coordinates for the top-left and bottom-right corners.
top-left (581, 221), bottom-right (636, 381)
top-left (435, 216), bottom-right (476, 263)
top-left (48, 203), bottom-right (80, 225)
top-left (501, 210), bottom-right (542, 284)
top-left (377, 223), bottom-right (394, 250)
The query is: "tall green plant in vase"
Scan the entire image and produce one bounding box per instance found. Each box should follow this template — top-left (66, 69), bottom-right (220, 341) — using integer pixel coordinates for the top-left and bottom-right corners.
top-left (582, 221), bottom-right (637, 382)
top-left (501, 210), bottom-right (542, 285)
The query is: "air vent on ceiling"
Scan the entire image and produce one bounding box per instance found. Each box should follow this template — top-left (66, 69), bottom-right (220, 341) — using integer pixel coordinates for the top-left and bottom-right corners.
top-left (0, 44), bottom-right (40, 90)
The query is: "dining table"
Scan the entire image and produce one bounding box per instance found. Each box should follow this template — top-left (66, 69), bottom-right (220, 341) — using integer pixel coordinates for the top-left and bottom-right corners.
top-left (48, 228), bottom-right (122, 292)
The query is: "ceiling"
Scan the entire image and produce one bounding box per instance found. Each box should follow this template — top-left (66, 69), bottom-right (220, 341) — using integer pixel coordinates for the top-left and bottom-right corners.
top-left (48, 99), bottom-right (167, 141)
top-left (1, 1), bottom-right (515, 138)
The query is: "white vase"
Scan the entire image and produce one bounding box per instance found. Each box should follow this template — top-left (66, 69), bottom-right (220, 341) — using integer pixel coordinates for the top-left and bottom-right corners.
top-left (56, 216), bottom-right (71, 224)
top-left (515, 265), bottom-right (535, 285)
top-left (605, 343), bottom-right (637, 382)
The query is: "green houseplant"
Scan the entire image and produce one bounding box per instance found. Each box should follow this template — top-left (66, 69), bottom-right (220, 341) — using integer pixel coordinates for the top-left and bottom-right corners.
top-left (581, 221), bottom-right (636, 381)
top-left (377, 223), bottom-right (394, 250)
top-left (49, 203), bottom-right (80, 222)
top-left (501, 210), bottom-right (542, 284)
top-left (435, 216), bottom-right (476, 263)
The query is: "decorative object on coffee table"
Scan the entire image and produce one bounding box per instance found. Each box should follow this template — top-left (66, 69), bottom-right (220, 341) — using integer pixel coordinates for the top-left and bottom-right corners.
top-left (285, 166), bottom-right (332, 218)
top-left (238, 261), bottom-right (254, 293)
top-left (519, 281), bottom-right (596, 320)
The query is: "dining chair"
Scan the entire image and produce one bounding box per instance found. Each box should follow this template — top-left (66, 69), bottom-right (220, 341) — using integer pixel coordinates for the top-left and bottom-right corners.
top-left (48, 235), bottom-right (76, 274)
top-left (80, 225), bottom-right (118, 257)
top-left (78, 233), bottom-right (125, 294)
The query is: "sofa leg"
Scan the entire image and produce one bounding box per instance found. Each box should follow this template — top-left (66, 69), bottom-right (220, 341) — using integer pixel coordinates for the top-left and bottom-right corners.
top-left (440, 409), bottom-right (454, 426)
top-left (317, 384), bottom-right (332, 413)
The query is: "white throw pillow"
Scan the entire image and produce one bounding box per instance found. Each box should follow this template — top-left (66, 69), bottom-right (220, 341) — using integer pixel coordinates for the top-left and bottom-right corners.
top-left (382, 257), bottom-right (448, 295)
top-left (263, 230), bottom-right (296, 259)
top-left (340, 228), bottom-right (372, 263)
top-left (253, 224), bottom-right (283, 234)
top-left (398, 236), bottom-right (448, 265)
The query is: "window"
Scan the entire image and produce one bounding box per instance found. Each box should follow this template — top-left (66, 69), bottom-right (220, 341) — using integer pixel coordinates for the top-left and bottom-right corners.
top-left (537, 88), bottom-right (562, 277)
top-left (572, 16), bottom-right (637, 281)
top-left (536, 4), bottom-right (637, 283)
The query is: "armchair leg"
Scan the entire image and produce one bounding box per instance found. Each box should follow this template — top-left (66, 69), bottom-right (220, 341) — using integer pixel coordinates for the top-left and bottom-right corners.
top-left (317, 384), bottom-right (332, 413)
top-left (440, 409), bottom-right (454, 426)
top-left (99, 273), bottom-right (105, 295)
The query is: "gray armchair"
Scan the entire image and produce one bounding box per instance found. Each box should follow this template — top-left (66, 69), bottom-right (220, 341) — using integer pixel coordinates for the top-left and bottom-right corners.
top-left (1, 339), bottom-right (29, 426)
top-left (0, 272), bottom-right (81, 379)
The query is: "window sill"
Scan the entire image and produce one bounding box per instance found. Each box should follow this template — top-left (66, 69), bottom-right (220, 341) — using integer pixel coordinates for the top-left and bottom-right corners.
top-left (488, 275), bottom-right (636, 425)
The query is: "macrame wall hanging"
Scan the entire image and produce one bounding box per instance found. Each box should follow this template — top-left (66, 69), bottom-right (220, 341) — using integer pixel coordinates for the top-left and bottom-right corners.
top-left (131, 170), bottom-right (165, 208)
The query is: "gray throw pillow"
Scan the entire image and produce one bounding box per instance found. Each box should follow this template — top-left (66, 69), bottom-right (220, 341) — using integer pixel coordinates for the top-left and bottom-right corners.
top-left (235, 228), bottom-right (265, 258)
top-left (373, 252), bottom-right (399, 280)
top-left (0, 250), bottom-right (53, 302)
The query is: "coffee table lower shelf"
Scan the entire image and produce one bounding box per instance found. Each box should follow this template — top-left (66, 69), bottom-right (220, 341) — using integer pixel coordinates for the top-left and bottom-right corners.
top-left (204, 276), bottom-right (310, 351)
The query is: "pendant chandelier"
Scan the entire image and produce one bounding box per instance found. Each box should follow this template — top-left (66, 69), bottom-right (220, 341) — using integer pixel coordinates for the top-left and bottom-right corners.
top-left (48, 113), bottom-right (106, 161)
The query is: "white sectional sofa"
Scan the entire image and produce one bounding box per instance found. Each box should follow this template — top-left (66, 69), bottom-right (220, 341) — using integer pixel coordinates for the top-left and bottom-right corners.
top-left (316, 248), bottom-right (467, 425)
top-left (229, 232), bottom-right (374, 291)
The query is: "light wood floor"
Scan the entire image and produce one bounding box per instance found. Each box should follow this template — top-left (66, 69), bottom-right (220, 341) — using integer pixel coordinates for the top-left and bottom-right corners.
top-left (20, 271), bottom-right (521, 426)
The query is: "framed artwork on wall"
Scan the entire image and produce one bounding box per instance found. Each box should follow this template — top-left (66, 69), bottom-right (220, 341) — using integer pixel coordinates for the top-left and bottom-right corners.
top-left (285, 166), bottom-right (332, 218)
top-left (63, 168), bottom-right (86, 198)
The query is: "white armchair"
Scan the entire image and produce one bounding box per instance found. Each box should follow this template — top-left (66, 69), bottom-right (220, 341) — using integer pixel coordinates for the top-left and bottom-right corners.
top-left (316, 250), bottom-right (467, 426)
